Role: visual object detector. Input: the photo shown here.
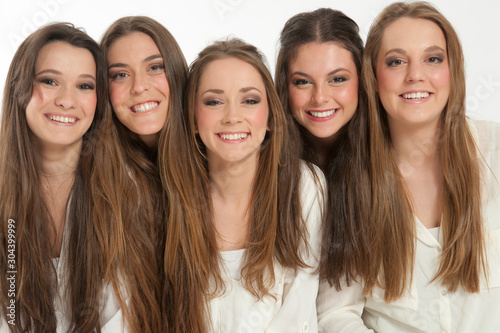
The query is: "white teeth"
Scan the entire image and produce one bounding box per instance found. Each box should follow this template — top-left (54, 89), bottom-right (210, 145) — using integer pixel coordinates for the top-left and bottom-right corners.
top-left (48, 115), bottom-right (77, 123)
top-left (402, 92), bottom-right (430, 99)
top-left (219, 133), bottom-right (248, 140)
top-left (132, 102), bottom-right (159, 113)
top-left (309, 109), bottom-right (336, 118)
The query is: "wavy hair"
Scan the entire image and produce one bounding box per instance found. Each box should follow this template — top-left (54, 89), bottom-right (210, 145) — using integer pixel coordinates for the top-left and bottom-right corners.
top-left (362, 1), bottom-right (484, 301)
top-left (275, 8), bottom-right (372, 290)
top-left (161, 38), bottom-right (307, 332)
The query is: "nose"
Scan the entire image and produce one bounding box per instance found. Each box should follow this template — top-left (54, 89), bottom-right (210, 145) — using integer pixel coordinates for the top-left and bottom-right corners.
top-left (54, 86), bottom-right (77, 110)
top-left (312, 84), bottom-right (329, 105)
top-left (222, 103), bottom-right (242, 124)
top-left (406, 61), bottom-right (426, 82)
top-left (131, 73), bottom-right (150, 94)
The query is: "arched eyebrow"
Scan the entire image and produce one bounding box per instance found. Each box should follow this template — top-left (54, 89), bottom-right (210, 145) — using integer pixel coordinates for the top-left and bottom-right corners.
top-left (384, 45), bottom-right (446, 57)
top-left (290, 68), bottom-right (351, 78)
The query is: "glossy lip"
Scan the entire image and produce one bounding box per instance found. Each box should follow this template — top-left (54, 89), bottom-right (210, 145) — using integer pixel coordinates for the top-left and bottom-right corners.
top-left (129, 100), bottom-right (160, 116)
top-left (305, 108), bottom-right (338, 122)
top-left (44, 113), bottom-right (80, 126)
top-left (216, 131), bottom-right (250, 144)
top-left (399, 90), bottom-right (433, 104)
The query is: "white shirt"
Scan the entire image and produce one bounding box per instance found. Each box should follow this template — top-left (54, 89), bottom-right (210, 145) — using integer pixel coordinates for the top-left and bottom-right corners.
top-left (207, 162), bottom-right (325, 333)
top-left (0, 204), bottom-right (127, 333)
top-left (319, 119), bottom-right (500, 333)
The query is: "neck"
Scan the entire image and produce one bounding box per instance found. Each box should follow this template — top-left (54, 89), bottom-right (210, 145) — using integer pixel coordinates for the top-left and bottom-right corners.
top-left (307, 131), bottom-right (339, 170)
top-left (34, 140), bottom-right (81, 177)
top-left (208, 156), bottom-right (257, 200)
top-left (139, 133), bottom-right (159, 150)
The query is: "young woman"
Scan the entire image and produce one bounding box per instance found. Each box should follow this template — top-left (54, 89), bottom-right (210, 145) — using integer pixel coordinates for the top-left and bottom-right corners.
top-left (161, 38), bottom-right (324, 332)
top-left (276, 9), bottom-right (372, 331)
top-left (0, 23), bottom-right (160, 332)
top-left (100, 16), bottom-right (188, 160)
top-left (358, 2), bottom-right (500, 331)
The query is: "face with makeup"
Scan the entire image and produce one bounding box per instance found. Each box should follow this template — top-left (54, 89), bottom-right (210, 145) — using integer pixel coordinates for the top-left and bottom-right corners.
top-left (375, 17), bottom-right (450, 129)
top-left (287, 42), bottom-right (358, 140)
top-left (25, 41), bottom-right (97, 150)
top-left (195, 57), bottom-right (269, 166)
top-left (107, 32), bottom-right (170, 146)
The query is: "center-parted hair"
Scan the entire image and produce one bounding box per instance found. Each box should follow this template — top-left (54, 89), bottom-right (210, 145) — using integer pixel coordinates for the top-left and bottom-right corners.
top-left (362, 1), bottom-right (485, 301)
top-left (275, 8), bottom-right (372, 291)
top-left (161, 38), bottom-right (307, 333)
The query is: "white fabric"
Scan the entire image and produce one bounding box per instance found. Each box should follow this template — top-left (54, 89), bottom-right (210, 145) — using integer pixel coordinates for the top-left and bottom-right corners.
top-left (0, 202), bottom-right (127, 333)
top-left (319, 119), bottom-right (500, 333)
top-left (207, 162), bottom-right (325, 333)
top-left (220, 249), bottom-right (245, 280)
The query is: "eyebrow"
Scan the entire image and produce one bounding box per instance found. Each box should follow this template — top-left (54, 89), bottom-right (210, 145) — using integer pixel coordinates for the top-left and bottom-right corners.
top-left (107, 53), bottom-right (163, 70)
top-left (240, 87), bottom-right (261, 93)
top-left (384, 45), bottom-right (446, 57)
top-left (201, 87), bottom-right (262, 96)
top-left (290, 68), bottom-right (351, 78)
top-left (36, 69), bottom-right (96, 81)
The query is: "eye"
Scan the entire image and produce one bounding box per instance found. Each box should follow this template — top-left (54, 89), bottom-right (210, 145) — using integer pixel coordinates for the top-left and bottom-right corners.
top-left (110, 72), bottom-right (129, 80)
top-left (329, 76), bottom-right (347, 83)
top-left (149, 64), bottom-right (165, 72)
top-left (38, 78), bottom-right (56, 86)
top-left (386, 58), bottom-right (405, 67)
top-left (78, 83), bottom-right (95, 90)
top-left (243, 98), bottom-right (260, 105)
top-left (204, 99), bottom-right (221, 106)
top-left (292, 79), bottom-right (311, 86)
top-left (427, 56), bottom-right (444, 64)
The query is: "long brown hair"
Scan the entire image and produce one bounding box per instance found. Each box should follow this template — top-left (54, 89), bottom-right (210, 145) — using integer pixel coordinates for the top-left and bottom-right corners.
top-left (161, 38), bottom-right (306, 332)
top-left (0, 22), bottom-right (160, 332)
top-left (275, 8), bottom-right (372, 290)
top-left (363, 1), bottom-right (485, 301)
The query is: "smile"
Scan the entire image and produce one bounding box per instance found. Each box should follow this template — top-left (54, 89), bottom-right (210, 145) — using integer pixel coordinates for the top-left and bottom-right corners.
top-left (308, 109), bottom-right (337, 118)
top-left (218, 133), bottom-right (249, 140)
top-left (401, 92), bottom-right (430, 100)
top-left (46, 115), bottom-right (78, 124)
top-left (131, 101), bottom-right (159, 113)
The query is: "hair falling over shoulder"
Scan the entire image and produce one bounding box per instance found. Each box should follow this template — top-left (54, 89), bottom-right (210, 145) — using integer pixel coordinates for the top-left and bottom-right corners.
top-left (0, 23), bottom-right (161, 332)
top-left (362, 2), bottom-right (485, 301)
top-left (275, 8), bottom-right (373, 290)
top-left (160, 38), bottom-right (308, 332)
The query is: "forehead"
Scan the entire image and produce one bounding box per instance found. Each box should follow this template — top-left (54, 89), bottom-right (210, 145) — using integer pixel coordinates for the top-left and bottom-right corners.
top-left (107, 32), bottom-right (160, 59)
top-left (198, 57), bottom-right (265, 88)
top-left (36, 41), bottom-right (95, 70)
top-left (380, 17), bottom-right (446, 50)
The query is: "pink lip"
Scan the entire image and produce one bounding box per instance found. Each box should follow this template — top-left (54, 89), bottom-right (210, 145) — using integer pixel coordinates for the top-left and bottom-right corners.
top-left (305, 109), bottom-right (338, 122)
top-left (216, 131), bottom-right (250, 143)
top-left (44, 113), bottom-right (79, 126)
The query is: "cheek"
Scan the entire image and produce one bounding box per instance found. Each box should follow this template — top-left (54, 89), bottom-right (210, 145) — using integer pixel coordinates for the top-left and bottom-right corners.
top-left (109, 83), bottom-right (126, 108)
top-left (157, 76), bottom-right (171, 98)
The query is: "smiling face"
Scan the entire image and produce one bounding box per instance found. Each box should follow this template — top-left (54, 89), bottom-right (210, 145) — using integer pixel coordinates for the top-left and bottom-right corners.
top-left (195, 57), bottom-right (269, 167)
top-left (376, 17), bottom-right (450, 129)
top-left (288, 42), bottom-right (358, 140)
top-left (107, 32), bottom-right (170, 146)
top-left (25, 41), bottom-right (97, 150)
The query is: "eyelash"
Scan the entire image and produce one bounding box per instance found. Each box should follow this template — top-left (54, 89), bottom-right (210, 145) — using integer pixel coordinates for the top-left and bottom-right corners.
top-left (110, 72), bottom-right (128, 80)
top-left (78, 83), bottom-right (95, 90)
top-left (292, 79), bottom-right (311, 86)
top-left (38, 78), bottom-right (56, 86)
top-left (37, 78), bottom-right (94, 90)
top-left (149, 64), bottom-right (165, 72)
top-left (204, 100), bottom-right (221, 106)
top-left (244, 98), bottom-right (260, 105)
top-left (329, 76), bottom-right (348, 83)
top-left (386, 55), bottom-right (444, 67)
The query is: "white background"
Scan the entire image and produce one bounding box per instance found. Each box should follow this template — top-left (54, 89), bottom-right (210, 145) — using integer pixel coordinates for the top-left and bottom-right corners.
top-left (1, 0), bottom-right (499, 121)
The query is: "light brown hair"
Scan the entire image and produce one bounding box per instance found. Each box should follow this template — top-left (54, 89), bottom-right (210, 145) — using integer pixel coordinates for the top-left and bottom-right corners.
top-left (363, 1), bottom-right (485, 301)
top-left (161, 38), bottom-right (307, 332)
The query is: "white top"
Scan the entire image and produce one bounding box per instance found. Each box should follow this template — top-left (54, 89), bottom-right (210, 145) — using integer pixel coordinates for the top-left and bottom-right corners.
top-left (0, 203), bottom-right (127, 333)
top-left (207, 162), bottom-right (325, 333)
top-left (318, 119), bottom-right (500, 333)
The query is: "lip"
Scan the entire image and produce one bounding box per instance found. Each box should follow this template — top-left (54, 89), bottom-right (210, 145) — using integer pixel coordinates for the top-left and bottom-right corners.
top-left (129, 101), bottom-right (160, 115)
top-left (305, 108), bottom-right (338, 122)
top-left (216, 131), bottom-right (250, 143)
top-left (44, 113), bottom-right (79, 126)
top-left (399, 90), bottom-right (432, 104)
